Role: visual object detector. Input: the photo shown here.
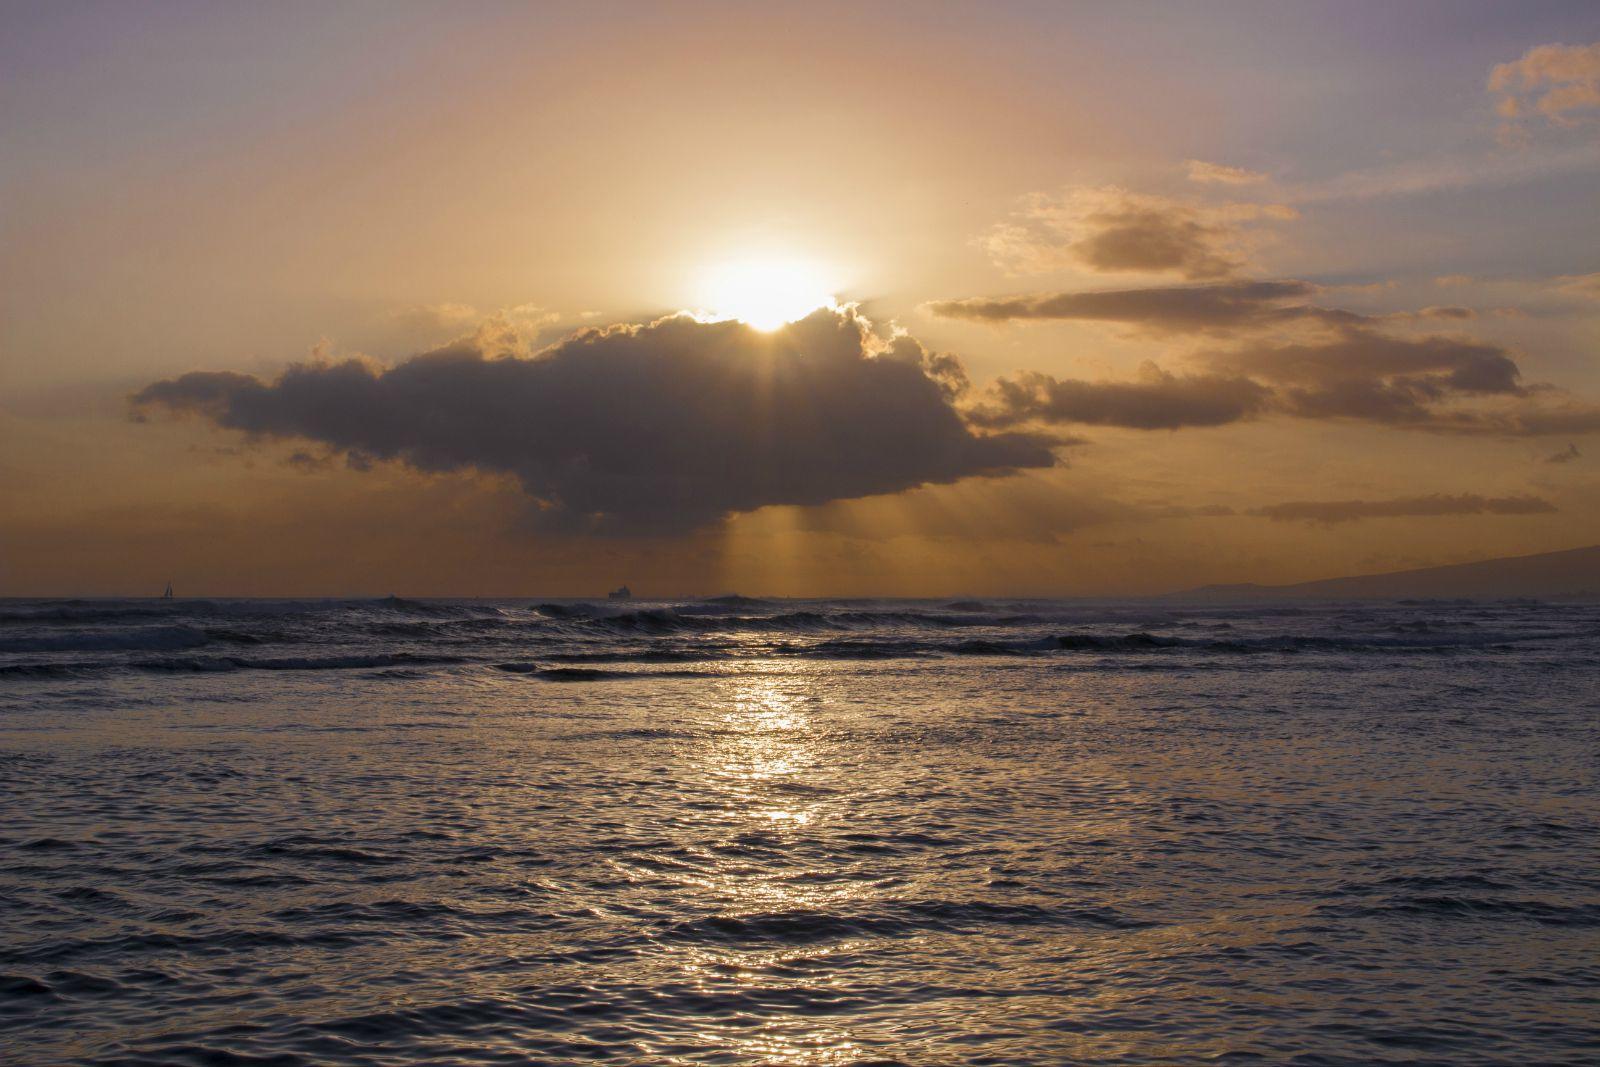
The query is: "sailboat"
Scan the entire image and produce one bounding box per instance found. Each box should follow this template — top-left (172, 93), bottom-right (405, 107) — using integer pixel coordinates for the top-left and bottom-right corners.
top-left (161, 581), bottom-right (174, 600)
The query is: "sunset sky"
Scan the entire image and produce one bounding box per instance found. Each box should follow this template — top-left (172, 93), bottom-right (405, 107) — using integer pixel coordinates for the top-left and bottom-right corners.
top-left (3, 0), bottom-right (1599, 596)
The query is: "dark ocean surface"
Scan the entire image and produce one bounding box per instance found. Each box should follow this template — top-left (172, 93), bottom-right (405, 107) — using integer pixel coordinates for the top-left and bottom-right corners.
top-left (2, 596), bottom-right (1598, 1065)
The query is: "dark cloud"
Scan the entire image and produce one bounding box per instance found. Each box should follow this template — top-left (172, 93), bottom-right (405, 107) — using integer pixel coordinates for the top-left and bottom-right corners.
top-left (932, 263), bottom-right (1600, 436)
top-left (981, 187), bottom-right (1294, 279)
top-left (969, 364), bottom-right (1271, 431)
top-left (965, 308), bottom-right (1600, 436)
top-left (1202, 325), bottom-right (1535, 430)
top-left (1073, 204), bottom-right (1239, 279)
top-left (938, 283), bottom-right (1541, 431)
top-left (960, 310), bottom-right (1562, 433)
top-left (133, 309), bottom-right (1056, 531)
top-left (1217, 328), bottom-right (1523, 396)
top-left (1414, 406), bottom-right (1600, 438)
top-left (927, 280), bottom-right (1337, 333)
top-left (1250, 494), bottom-right (1558, 524)
top-left (928, 281), bottom-right (1492, 336)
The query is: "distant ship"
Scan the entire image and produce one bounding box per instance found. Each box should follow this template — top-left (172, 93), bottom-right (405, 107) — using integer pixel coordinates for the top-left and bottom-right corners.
top-left (608, 585), bottom-right (632, 600)
top-left (161, 581), bottom-right (174, 600)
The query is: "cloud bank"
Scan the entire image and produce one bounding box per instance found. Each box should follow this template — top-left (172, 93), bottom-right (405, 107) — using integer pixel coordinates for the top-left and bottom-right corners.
top-left (1250, 494), bottom-right (1557, 524)
top-left (971, 333), bottom-right (1597, 437)
top-left (968, 364), bottom-right (1270, 431)
top-left (134, 309), bottom-right (1055, 530)
top-left (935, 278), bottom-right (1600, 437)
top-left (1214, 326), bottom-right (1525, 423)
top-left (928, 280), bottom-right (1331, 333)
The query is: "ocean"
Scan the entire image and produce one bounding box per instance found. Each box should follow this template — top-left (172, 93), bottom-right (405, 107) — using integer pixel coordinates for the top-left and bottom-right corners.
top-left (2, 596), bottom-right (1597, 1065)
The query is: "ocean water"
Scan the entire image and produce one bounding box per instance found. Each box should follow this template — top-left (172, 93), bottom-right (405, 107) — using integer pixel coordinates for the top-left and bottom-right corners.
top-left (2, 595), bottom-right (1598, 1066)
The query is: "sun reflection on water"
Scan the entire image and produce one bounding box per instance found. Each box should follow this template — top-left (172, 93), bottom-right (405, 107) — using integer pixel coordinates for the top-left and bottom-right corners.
top-left (711, 674), bottom-right (825, 825)
top-left (664, 670), bottom-right (890, 1063)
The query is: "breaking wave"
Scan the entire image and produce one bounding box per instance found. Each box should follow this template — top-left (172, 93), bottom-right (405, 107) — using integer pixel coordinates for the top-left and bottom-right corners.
top-left (2, 596), bottom-right (1594, 681)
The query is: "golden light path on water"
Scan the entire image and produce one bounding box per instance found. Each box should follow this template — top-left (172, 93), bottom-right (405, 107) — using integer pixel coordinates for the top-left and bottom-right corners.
top-left (678, 671), bottom-right (866, 1064)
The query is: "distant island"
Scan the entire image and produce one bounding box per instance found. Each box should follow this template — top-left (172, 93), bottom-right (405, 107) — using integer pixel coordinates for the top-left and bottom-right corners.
top-left (1171, 544), bottom-right (1600, 602)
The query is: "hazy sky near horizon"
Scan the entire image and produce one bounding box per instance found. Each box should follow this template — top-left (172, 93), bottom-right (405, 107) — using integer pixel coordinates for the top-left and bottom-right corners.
top-left (3, 0), bottom-right (1600, 596)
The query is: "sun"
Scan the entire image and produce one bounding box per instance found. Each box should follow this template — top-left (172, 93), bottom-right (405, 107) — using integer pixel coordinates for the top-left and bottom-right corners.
top-left (695, 257), bottom-right (837, 331)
